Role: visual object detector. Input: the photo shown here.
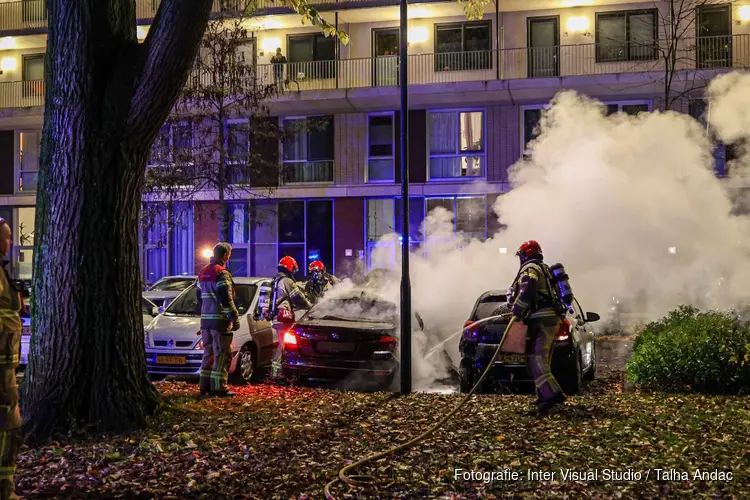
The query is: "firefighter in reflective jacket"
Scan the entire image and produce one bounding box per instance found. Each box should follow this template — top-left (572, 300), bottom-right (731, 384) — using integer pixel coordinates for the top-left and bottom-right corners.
top-left (304, 260), bottom-right (341, 305)
top-left (508, 240), bottom-right (566, 415)
top-left (270, 256), bottom-right (313, 379)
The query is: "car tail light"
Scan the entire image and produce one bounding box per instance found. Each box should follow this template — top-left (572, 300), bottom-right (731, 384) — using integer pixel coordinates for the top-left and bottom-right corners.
top-left (378, 335), bottom-right (397, 351)
top-left (557, 318), bottom-right (571, 342)
top-left (463, 320), bottom-right (479, 342)
top-left (283, 331), bottom-right (298, 347)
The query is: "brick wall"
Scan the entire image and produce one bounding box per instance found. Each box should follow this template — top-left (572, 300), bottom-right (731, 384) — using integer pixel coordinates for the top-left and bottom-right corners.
top-left (334, 113), bottom-right (367, 186)
top-left (193, 202), bottom-right (220, 273)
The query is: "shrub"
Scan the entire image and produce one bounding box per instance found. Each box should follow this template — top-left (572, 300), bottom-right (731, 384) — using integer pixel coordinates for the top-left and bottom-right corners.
top-left (627, 306), bottom-right (750, 394)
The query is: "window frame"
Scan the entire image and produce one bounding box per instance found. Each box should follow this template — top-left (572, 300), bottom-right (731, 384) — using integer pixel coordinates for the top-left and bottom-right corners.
top-left (226, 118), bottom-right (252, 185)
top-left (603, 99), bottom-right (653, 115)
top-left (594, 9), bottom-right (658, 63)
top-left (21, 53), bottom-right (44, 97)
top-left (286, 32), bottom-right (337, 81)
top-left (520, 104), bottom-right (548, 157)
top-left (141, 203), bottom-right (195, 285)
top-left (13, 206), bottom-right (35, 281)
top-left (365, 111), bottom-right (396, 184)
top-left (424, 195), bottom-right (488, 242)
top-left (15, 129), bottom-right (41, 194)
top-left (427, 108), bottom-right (487, 181)
top-left (280, 115), bottom-right (334, 185)
top-left (148, 121), bottom-right (195, 168)
top-left (433, 20), bottom-right (492, 72)
top-left (364, 196), bottom-right (426, 271)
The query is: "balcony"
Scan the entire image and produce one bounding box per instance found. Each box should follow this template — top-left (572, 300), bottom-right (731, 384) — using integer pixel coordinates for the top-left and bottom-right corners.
top-left (0, 35), bottom-right (747, 110)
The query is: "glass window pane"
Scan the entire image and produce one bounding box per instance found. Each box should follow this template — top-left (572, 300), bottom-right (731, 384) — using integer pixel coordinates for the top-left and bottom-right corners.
top-left (306, 200), bottom-right (333, 271)
top-left (20, 131), bottom-right (40, 172)
top-left (16, 248), bottom-right (33, 281)
top-left (251, 200), bottom-right (277, 244)
top-left (464, 23), bottom-right (490, 52)
top-left (23, 55), bottom-right (44, 81)
top-left (16, 207), bottom-right (35, 246)
top-left (369, 115), bottom-right (393, 157)
top-left (278, 200), bottom-right (304, 243)
top-left (426, 197), bottom-right (454, 217)
top-left (288, 37), bottom-right (313, 62)
top-left (435, 26), bottom-right (462, 53)
top-left (283, 119), bottom-right (306, 162)
top-left (252, 244), bottom-right (277, 277)
top-left (395, 197), bottom-right (425, 242)
top-left (173, 124), bottom-right (192, 153)
top-left (606, 104), bottom-right (619, 115)
top-left (429, 112), bottom-right (457, 154)
top-left (462, 156), bottom-right (483, 177)
top-left (629, 12), bottom-right (654, 60)
top-left (622, 104), bottom-right (648, 115)
top-left (430, 157), bottom-right (462, 179)
top-left (597, 16), bottom-right (626, 61)
top-left (278, 244), bottom-right (305, 276)
top-left (523, 108), bottom-right (542, 150)
top-left (170, 203), bottom-right (194, 276)
top-left (228, 121), bottom-right (249, 162)
top-left (145, 248), bottom-right (167, 283)
top-left (367, 198), bottom-right (395, 242)
top-left (315, 35), bottom-right (336, 61)
top-left (456, 197), bottom-right (486, 238)
top-left (228, 204), bottom-right (248, 244)
top-left (228, 248), bottom-right (248, 277)
top-left (460, 111), bottom-right (484, 152)
top-left (150, 124), bottom-right (170, 164)
top-left (20, 172), bottom-right (37, 192)
top-left (308, 116), bottom-right (334, 161)
top-left (368, 159), bottom-right (394, 182)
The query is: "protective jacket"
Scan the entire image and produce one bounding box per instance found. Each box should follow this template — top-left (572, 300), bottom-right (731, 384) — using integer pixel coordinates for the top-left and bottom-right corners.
top-left (508, 258), bottom-right (560, 321)
top-left (305, 272), bottom-right (341, 304)
top-left (196, 258), bottom-right (240, 331)
top-left (272, 269), bottom-right (312, 318)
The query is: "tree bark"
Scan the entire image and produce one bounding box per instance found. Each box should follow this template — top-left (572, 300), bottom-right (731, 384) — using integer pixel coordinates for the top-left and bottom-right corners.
top-left (21, 0), bottom-right (213, 445)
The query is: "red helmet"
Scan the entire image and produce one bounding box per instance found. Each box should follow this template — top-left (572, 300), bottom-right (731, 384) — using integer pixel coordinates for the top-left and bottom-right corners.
top-left (309, 260), bottom-right (325, 273)
top-left (516, 240), bottom-right (543, 261)
top-left (278, 256), bottom-right (299, 274)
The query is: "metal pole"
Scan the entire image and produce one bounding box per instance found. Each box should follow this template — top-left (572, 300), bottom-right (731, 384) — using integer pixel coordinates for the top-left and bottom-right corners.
top-left (495, 0), bottom-right (500, 81)
top-left (335, 11), bottom-right (339, 89)
top-left (399, 0), bottom-right (411, 395)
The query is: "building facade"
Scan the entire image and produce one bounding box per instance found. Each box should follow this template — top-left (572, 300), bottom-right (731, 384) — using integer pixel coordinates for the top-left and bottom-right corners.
top-left (0, 0), bottom-right (745, 283)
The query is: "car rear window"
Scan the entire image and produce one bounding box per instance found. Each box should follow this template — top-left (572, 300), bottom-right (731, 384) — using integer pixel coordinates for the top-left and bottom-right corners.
top-left (166, 284), bottom-right (257, 316)
top-left (473, 295), bottom-right (509, 320)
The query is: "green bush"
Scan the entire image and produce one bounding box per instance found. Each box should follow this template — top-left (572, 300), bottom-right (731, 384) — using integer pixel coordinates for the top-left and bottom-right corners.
top-left (627, 306), bottom-right (750, 394)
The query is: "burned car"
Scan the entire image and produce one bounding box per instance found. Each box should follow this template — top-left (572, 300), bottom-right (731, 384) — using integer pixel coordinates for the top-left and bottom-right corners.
top-left (459, 289), bottom-right (599, 395)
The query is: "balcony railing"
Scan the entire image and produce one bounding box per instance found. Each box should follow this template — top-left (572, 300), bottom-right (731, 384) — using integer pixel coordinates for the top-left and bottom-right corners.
top-left (0, 36), bottom-right (747, 110)
top-left (280, 160), bottom-right (334, 184)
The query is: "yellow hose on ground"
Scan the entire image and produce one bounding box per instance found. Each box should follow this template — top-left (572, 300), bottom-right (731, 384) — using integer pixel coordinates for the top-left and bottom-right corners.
top-left (323, 316), bottom-right (519, 500)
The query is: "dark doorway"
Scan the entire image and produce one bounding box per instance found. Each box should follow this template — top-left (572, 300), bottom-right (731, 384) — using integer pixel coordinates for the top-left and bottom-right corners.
top-left (697, 4), bottom-right (732, 69)
top-left (372, 28), bottom-right (399, 87)
top-left (527, 16), bottom-right (559, 78)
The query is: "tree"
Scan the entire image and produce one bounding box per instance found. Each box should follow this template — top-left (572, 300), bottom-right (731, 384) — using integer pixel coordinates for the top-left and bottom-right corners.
top-left (21, 0), bottom-right (344, 445)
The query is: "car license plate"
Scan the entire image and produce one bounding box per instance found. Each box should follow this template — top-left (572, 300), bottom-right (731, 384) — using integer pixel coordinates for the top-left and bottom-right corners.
top-left (317, 341), bottom-right (355, 353)
top-left (156, 355), bottom-right (186, 365)
top-left (497, 354), bottom-right (526, 364)
top-left (21, 326), bottom-right (31, 336)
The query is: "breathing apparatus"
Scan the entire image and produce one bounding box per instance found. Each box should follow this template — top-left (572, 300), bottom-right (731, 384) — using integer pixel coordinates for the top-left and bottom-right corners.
top-left (547, 262), bottom-right (575, 314)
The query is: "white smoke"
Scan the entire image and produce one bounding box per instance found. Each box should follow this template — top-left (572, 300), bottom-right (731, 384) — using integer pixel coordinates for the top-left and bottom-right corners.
top-left (361, 76), bottom-right (750, 389)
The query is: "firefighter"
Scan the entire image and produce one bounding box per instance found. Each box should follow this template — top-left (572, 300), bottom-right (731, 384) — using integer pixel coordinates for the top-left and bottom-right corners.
top-left (196, 242), bottom-right (241, 398)
top-left (508, 240), bottom-right (566, 415)
top-left (0, 220), bottom-right (21, 499)
top-left (304, 260), bottom-right (341, 305)
top-left (269, 256), bottom-right (313, 379)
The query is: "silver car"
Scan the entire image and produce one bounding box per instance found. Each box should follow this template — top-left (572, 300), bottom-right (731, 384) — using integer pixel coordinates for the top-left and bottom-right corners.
top-left (144, 277), bottom-right (277, 384)
top-left (143, 275), bottom-right (197, 308)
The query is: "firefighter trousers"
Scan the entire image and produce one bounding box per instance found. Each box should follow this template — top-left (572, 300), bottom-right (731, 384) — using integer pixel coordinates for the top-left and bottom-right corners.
top-left (199, 329), bottom-right (233, 394)
top-left (0, 329), bottom-right (21, 500)
top-left (527, 317), bottom-right (564, 403)
top-left (270, 322), bottom-right (286, 379)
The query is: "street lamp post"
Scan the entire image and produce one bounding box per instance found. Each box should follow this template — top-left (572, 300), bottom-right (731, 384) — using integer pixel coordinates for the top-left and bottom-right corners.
top-left (398, 0), bottom-right (411, 395)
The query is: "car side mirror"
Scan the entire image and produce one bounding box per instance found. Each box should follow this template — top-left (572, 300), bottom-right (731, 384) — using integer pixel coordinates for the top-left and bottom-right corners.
top-left (585, 312), bottom-right (600, 323)
top-left (158, 306), bottom-right (165, 315)
top-left (415, 312), bottom-right (425, 331)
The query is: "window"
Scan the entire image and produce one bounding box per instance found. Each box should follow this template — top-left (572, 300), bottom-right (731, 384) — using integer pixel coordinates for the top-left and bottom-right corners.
top-left (605, 101), bottom-right (652, 116)
top-left (170, 204), bottom-right (194, 277)
top-left (14, 207), bottom-right (34, 281)
top-left (288, 34), bottom-right (336, 80)
top-left (522, 106), bottom-right (545, 154)
top-left (149, 122), bottom-right (194, 166)
top-left (425, 196), bottom-right (487, 241)
top-left (282, 116), bottom-right (334, 184)
top-left (143, 205), bottom-right (168, 285)
top-left (595, 10), bottom-right (657, 62)
top-left (365, 197), bottom-right (424, 270)
top-left (689, 97), bottom-right (738, 176)
top-left (367, 113), bottom-right (395, 182)
top-left (435, 21), bottom-right (491, 71)
top-left (428, 110), bottom-right (485, 179)
top-left (17, 130), bottom-right (40, 193)
top-left (22, 54), bottom-right (44, 97)
top-left (697, 4), bottom-right (732, 69)
top-left (227, 120), bottom-right (251, 184)
top-left (142, 204), bottom-right (195, 284)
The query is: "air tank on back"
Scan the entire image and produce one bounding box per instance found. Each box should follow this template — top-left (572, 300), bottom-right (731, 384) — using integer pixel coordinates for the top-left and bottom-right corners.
top-left (549, 263), bottom-right (574, 306)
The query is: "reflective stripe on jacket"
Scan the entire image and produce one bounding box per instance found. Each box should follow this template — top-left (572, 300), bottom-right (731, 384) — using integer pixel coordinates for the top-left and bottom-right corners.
top-left (197, 261), bottom-right (239, 331)
top-left (510, 259), bottom-right (558, 320)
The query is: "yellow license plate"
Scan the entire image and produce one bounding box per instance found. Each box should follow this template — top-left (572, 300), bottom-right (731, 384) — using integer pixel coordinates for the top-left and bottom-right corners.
top-left (21, 326), bottom-right (31, 336)
top-left (156, 355), bottom-right (186, 365)
top-left (498, 354), bottom-right (526, 364)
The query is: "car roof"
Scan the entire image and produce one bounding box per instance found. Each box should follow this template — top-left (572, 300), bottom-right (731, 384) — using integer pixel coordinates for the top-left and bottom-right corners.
top-left (232, 277), bottom-right (272, 284)
top-left (157, 275), bottom-right (197, 280)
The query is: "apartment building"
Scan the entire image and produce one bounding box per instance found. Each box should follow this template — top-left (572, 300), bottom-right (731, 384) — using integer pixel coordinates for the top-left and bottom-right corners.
top-left (0, 0), bottom-right (746, 283)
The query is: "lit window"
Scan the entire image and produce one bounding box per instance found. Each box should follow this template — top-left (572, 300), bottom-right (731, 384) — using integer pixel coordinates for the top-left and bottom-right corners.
top-left (428, 110), bottom-right (485, 179)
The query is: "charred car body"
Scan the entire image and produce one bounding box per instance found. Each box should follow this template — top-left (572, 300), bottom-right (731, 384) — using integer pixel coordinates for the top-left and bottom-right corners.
top-left (459, 289), bottom-right (599, 395)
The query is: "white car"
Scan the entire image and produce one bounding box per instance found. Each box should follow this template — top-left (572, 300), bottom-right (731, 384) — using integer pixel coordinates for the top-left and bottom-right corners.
top-left (144, 277), bottom-right (277, 384)
top-left (143, 275), bottom-right (197, 308)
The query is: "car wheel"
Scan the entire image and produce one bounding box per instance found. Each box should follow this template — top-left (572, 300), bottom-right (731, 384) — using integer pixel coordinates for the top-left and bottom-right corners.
top-left (559, 352), bottom-right (582, 396)
top-left (230, 343), bottom-right (258, 385)
top-left (459, 359), bottom-right (474, 393)
top-left (583, 344), bottom-right (596, 381)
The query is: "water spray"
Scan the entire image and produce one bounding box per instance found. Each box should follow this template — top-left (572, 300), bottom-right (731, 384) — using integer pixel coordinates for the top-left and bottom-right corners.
top-left (323, 316), bottom-right (519, 500)
top-left (422, 313), bottom-right (510, 361)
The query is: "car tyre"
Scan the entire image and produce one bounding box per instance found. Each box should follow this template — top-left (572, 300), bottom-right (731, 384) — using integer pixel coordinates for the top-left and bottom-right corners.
top-left (583, 344), bottom-right (596, 381)
top-left (230, 343), bottom-right (258, 385)
top-left (559, 351), bottom-right (582, 395)
top-left (459, 360), bottom-right (474, 394)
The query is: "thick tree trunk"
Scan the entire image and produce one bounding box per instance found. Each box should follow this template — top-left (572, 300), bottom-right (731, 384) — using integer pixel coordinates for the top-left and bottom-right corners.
top-left (21, 0), bottom-right (213, 445)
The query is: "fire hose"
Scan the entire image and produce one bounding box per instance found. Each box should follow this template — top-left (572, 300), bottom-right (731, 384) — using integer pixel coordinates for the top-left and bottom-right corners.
top-left (323, 315), bottom-right (518, 500)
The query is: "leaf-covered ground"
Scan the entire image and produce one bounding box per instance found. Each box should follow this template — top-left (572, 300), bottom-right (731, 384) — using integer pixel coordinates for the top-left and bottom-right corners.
top-left (15, 367), bottom-right (750, 499)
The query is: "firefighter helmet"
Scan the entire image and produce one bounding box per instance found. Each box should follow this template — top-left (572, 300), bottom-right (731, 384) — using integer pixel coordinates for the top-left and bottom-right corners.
top-left (278, 256), bottom-right (299, 274)
top-left (516, 240), bottom-right (543, 261)
top-left (309, 260), bottom-right (325, 273)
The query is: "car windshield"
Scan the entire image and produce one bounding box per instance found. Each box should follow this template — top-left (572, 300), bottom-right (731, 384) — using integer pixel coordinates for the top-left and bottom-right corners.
top-left (474, 295), bottom-right (509, 320)
top-left (142, 298), bottom-right (156, 316)
top-left (166, 284), bottom-right (257, 316)
top-left (149, 277), bottom-right (194, 292)
top-left (306, 296), bottom-right (397, 323)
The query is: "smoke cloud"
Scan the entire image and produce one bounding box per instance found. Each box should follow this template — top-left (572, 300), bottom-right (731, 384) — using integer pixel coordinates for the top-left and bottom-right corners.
top-left (355, 76), bottom-right (750, 389)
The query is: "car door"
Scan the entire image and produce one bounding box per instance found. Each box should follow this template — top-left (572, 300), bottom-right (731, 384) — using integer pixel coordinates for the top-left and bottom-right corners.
top-left (572, 300), bottom-right (594, 370)
top-left (248, 280), bottom-right (276, 366)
